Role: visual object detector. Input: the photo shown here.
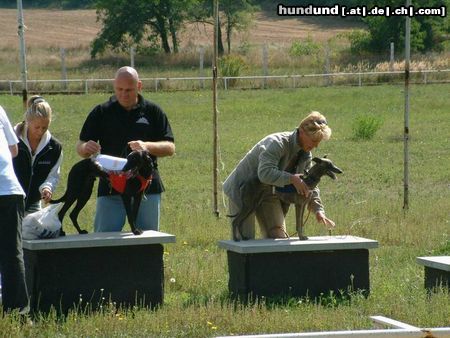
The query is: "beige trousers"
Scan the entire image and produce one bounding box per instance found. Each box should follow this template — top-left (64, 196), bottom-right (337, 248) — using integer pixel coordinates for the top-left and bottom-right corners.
top-left (229, 186), bottom-right (290, 239)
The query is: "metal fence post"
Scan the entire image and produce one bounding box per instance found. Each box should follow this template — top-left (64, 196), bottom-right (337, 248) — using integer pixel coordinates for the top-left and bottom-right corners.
top-left (130, 46), bottom-right (135, 68)
top-left (324, 43), bottom-right (331, 86)
top-left (199, 46), bottom-right (205, 89)
top-left (262, 44), bottom-right (268, 88)
top-left (390, 42), bottom-right (395, 72)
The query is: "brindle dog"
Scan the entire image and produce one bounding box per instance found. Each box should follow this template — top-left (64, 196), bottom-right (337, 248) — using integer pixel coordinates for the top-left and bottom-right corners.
top-left (230, 157), bottom-right (343, 241)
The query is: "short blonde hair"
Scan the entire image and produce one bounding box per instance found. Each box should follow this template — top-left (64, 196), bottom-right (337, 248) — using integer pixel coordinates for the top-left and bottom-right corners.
top-left (25, 95), bottom-right (52, 121)
top-left (299, 111), bottom-right (331, 142)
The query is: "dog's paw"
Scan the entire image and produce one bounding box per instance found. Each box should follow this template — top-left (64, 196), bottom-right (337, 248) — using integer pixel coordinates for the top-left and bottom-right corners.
top-left (132, 228), bottom-right (143, 235)
top-left (79, 230), bottom-right (89, 234)
top-left (298, 234), bottom-right (309, 241)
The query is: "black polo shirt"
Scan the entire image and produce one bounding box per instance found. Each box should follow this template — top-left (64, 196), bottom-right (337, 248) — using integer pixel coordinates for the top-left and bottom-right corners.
top-left (79, 94), bottom-right (174, 196)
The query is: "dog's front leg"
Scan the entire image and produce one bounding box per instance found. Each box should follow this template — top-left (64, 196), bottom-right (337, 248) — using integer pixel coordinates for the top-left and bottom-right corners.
top-left (295, 202), bottom-right (308, 240)
top-left (131, 193), bottom-right (144, 235)
top-left (121, 194), bottom-right (143, 235)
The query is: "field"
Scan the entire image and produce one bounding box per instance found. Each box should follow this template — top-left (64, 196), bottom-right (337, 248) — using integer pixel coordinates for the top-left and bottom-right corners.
top-left (0, 5), bottom-right (449, 336)
top-left (0, 9), bottom-right (363, 48)
top-left (1, 7), bottom-right (449, 95)
top-left (0, 83), bottom-right (449, 336)
top-left (0, 8), bottom-right (369, 81)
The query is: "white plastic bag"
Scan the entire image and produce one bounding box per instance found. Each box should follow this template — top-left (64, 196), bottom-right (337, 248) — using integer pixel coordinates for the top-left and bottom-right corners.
top-left (22, 203), bottom-right (63, 240)
top-left (95, 154), bottom-right (127, 171)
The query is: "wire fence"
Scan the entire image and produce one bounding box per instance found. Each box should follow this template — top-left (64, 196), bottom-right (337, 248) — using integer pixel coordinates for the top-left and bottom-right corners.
top-left (0, 69), bottom-right (449, 95)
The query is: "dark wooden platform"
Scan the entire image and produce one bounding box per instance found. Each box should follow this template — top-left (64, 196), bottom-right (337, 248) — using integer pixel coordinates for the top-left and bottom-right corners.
top-left (416, 256), bottom-right (450, 291)
top-left (23, 230), bottom-right (175, 315)
top-left (218, 236), bottom-right (378, 300)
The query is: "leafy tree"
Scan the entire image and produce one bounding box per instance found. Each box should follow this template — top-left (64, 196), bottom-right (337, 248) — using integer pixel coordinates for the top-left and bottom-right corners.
top-left (188, 0), bottom-right (225, 55)
top-left (91, 0), bottom-right (198, 57)
top-left (256, 0), bottom-right (448, 53)
top-left (188, 0), bottom-right (258, 55)
top-left (358, 0), bottom-right (449, 53)
top-left (221, 0), bottom-right (258, 54)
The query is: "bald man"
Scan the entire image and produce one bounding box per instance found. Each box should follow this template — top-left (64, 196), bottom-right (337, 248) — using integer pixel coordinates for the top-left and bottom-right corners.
top-left (77, 66), bottom-right (175, 232)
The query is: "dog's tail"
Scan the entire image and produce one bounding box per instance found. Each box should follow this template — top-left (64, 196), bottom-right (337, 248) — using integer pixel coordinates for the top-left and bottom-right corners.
top-left (49, 193), bottom-right (66, 204)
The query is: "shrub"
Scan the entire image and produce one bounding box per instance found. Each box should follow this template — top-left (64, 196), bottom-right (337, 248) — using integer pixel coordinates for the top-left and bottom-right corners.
top-left (289, 37), bottom-right (321, 57)
top-left (219, 54), bottom-right (247, 87)
top-left (352, 115), bottom-right (383, 140)
top-left (346, 30), bottom-right (371, 56)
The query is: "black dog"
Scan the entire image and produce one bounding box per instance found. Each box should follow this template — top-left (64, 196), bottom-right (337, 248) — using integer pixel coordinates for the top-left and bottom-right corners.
top-left (230, 157), bottom-right (343, 241)
top-left (51, 151), bottom-right (154, 236)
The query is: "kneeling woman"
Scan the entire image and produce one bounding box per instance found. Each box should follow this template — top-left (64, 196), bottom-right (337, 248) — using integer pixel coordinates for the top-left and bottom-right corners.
top-left (13, 95), bottom-right (63, 214)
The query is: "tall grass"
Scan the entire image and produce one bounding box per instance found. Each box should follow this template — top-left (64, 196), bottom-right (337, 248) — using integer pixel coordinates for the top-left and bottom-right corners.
top-left (1, 43), bottom-right (448, 82)
top-left (0, 84), bottom-right (449, 337)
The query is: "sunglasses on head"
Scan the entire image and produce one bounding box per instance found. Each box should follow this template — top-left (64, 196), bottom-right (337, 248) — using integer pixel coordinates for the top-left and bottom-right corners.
top-left (31, 96), bottom-right (45, 106)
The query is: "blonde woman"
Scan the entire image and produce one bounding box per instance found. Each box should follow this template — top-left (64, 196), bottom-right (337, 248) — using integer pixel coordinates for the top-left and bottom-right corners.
top-left (223, 111), bottom-right (335, 240)
top-left (13, 96), bottom-right (63, 214)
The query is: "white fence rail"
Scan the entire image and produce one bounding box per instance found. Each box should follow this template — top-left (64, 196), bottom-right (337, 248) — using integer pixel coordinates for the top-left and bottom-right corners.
top-left (216, 316), bottom-right (450, 338)
top-left (0, 69), bottom-right (449, 95)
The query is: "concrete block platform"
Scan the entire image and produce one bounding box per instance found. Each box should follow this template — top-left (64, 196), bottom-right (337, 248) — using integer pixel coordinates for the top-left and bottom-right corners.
top-left (218, 236), bottom-right (378, 299)
top-left (416, 256), bottom-right (450, 291)
top-left (23, 230), bottom-right (175, 315)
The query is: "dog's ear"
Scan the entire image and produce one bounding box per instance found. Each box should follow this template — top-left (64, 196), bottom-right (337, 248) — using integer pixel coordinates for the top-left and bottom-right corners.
top-left (331, 164), bottom-right (343, 174)
top-left (312, 157), bottom-right (322, 164)
top-left (122, 152), bottom-right (138, 171)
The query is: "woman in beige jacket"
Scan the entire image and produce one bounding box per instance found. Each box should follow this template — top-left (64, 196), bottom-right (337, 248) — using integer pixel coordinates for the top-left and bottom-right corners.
top-left (223, 111), bottom-right (335, 239)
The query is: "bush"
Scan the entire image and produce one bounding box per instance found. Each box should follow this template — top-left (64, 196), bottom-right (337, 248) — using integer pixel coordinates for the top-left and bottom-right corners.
top-left (289, 37), bottom-right (321, 57)
top-left (346, 30), bottom-right (371, 56)
top-left (352, 115), bottom-right (383, 140)
top-left (219, 54), bottom-right (247, 87)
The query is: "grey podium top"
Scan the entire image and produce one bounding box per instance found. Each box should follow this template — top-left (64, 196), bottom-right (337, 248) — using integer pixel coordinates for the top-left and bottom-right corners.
top-left (218, 235), bottom-right (378, 254)
top-left (416, 256), bottom-right (450, 271)
top-left (22, 230), bottom-right (176, 251)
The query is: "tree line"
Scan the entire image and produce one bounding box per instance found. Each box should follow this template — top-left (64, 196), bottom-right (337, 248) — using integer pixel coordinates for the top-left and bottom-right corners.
top-left (4, 0), bottom-right (448, 56)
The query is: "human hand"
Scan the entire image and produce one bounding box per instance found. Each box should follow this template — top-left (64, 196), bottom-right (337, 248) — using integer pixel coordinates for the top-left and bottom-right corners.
top-left (316, 211), bottom-right (336, 229)
top-left (41, 188), bottom-right (52, 203)
top-left (83, 140), bottom-right (101, 156)
top-left (128, 140), bottom-right (147, 152)
top-left (290, 174), bottom-right (310, 197)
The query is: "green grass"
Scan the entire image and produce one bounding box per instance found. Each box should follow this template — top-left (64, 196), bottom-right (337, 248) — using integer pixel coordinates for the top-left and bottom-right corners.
top-left (0, 84), bottom-right (449, 337)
